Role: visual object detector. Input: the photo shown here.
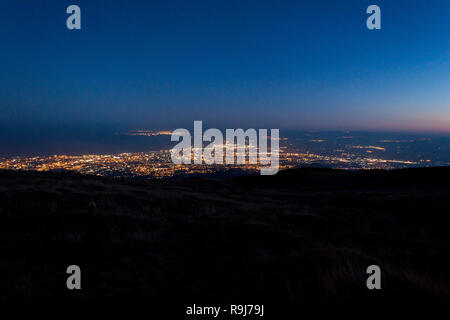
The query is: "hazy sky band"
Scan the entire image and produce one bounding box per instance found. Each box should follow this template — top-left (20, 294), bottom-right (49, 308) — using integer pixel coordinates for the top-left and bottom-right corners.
top-left (0, 0), bottom-right (449, 133)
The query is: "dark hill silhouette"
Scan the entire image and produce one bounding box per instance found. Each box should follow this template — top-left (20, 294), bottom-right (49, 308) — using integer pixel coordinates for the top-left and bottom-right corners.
top-left (0, 167), bottom-right (448, 310)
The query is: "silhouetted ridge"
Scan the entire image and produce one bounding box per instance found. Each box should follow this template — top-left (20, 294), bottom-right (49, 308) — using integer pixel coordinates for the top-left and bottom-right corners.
top-left (0, 167), bottom-right (448, 306)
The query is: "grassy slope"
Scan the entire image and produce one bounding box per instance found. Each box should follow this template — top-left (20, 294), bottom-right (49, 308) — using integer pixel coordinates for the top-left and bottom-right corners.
top-left (0, 168), bottom-right (449, 305)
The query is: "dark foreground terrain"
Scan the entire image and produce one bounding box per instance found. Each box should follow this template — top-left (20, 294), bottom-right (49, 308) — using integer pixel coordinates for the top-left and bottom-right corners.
top-left (0, 167), bottom-right (449, 311)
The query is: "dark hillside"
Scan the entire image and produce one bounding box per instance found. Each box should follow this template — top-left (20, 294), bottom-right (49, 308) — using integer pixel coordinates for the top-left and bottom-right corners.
top-left (0, 168), bottom-right (448, 309)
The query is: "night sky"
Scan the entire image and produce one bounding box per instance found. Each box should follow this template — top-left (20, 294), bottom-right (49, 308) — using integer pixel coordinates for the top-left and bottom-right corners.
top-left (1, 0), bottom-right (449, 133)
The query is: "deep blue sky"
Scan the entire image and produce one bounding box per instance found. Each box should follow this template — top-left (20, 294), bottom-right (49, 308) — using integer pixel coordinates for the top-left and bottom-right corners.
top-left (1, 0), bottom-right (449, 133)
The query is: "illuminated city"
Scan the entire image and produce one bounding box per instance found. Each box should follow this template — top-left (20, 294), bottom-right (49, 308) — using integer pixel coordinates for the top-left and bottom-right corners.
top-left (1, 131), bottom-right (445, 179)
